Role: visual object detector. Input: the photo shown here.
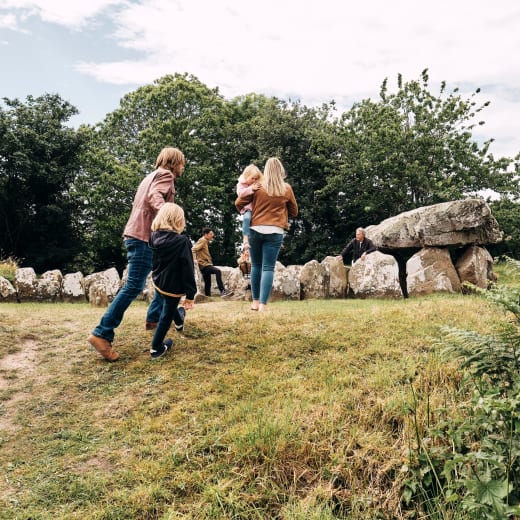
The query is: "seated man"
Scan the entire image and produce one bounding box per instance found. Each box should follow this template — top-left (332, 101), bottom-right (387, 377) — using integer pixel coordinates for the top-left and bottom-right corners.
top-left (337, 227), bottom-right (377, 264)
top-left (192, 228), bottom-right (233, 297)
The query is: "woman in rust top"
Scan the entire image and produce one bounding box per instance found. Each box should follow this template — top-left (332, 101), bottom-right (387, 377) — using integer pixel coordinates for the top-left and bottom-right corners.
top-left (236, 157), bottom-right (298, 311)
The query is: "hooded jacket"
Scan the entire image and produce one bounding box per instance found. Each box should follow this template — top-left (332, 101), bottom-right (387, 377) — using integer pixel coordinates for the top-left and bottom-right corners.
top-left (149, 230), bottom-right (197, 300)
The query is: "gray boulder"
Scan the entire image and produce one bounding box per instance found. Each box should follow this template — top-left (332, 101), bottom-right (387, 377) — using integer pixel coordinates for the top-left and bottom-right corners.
top-left (321, 256), bottom-right (348, 298)
top-left (62, 272), bottom-right (86, 302)
top-left (348, 251), bottom-right (402, 298)
top-left (455, 245), bottom-right (496, 289)
top-left (407, 248), bottom-right (461, 296)
top-left (0, 276), bottom-right (17, 302)
top-left (300, 260), bottom-right (328, 299)
top-left (366, 198), bottom-right (502, 249)
top-left (271, 262), bottom-right (301, 301)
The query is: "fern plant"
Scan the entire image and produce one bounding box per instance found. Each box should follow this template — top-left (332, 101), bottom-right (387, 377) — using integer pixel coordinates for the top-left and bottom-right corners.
top-left (403, 258), bottom-right (520, 519)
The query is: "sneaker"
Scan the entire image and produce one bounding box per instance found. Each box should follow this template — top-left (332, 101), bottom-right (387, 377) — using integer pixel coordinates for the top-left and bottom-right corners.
top-left (220, 288), bottom-right (233, 297)
top-left (175, 307), bottom-right (185, 333)
top-left (88, 334), bottom-right (120, 362)
top-left (150, 338), bottom-right (172, 359)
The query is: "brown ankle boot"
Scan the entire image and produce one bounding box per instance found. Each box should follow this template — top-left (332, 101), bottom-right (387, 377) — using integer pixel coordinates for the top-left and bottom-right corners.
top-left (88, 335), bottom-right (120, 362)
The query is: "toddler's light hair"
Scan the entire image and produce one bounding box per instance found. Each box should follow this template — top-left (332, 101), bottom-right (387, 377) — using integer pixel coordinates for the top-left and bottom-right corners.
top-left (241, 164), bottom-right (263, 181)
top-left (151, 203), bottom-right (185, 233)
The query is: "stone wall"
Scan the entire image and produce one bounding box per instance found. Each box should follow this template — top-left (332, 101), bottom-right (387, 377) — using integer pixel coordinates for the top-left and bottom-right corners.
top-left (0, 198), bottom-right (501, 304)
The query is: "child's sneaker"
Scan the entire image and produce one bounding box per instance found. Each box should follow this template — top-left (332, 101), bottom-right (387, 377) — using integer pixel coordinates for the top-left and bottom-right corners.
top-left (175, 307), bottom-right (185, 333)
top-left (150, 338), bottom-right (173, 359)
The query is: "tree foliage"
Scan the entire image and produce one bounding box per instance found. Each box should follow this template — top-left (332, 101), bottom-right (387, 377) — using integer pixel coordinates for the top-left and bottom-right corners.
top-left (2, 71), bottom-right (519, 273)
top-left (0, 94), bottom-right (84, 272)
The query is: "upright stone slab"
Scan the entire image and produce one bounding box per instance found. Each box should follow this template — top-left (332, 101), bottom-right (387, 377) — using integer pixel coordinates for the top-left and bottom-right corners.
top-left (455, 245), bottom-right (496, 289)
top-left (407, 248), bottom-right (461, 296)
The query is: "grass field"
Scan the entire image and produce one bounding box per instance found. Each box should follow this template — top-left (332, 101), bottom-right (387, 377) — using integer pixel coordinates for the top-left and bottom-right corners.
top-left (0, 277), bottom-right (509, 519)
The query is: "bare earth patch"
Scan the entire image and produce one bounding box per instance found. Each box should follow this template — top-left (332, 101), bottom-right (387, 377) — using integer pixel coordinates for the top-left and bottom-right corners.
top-left (0, 339), bottom-right (40, 432)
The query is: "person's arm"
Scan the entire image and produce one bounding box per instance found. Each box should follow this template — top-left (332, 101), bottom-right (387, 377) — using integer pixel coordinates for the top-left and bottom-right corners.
top-left (286, 185), bottom-right (298, 219)
top-left (235, 192), bottom-right (254, 212)
top-left (338, 239), bottom-right (354, 263)
top-left (148, 170), bottom-right (175, 210)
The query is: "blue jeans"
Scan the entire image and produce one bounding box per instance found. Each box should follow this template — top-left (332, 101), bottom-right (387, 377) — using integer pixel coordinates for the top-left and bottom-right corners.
top-left (92, 238), bottom-right (163, 342)
top-left (152, 295), bottom-right (182, 349)
top-left (242, 210), bottom-right (252, 239)
top-left (249, 229), bottom-right (284, 304)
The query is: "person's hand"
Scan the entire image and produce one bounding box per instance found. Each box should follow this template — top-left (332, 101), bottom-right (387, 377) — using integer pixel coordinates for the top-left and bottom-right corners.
top-left (361, 252), bottom-right (366, 260)
top-left (336, 255), bottom-right (343, 261)
top-left (251, 182), bottom-right (261, 191)
top-left (183, 300), bottom-right (194, 310)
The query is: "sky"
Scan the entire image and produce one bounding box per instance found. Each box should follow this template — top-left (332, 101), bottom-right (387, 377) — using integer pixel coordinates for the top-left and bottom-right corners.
top-left (1, 0), bottom-right (520, 159)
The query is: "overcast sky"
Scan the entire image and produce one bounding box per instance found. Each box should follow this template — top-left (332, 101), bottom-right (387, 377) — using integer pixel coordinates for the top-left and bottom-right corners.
top-left (1, 0), bottom-right (520, 159)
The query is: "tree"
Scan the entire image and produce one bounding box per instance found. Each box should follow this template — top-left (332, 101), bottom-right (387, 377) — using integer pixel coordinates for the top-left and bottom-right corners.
top-left (78, 74), bottom-right (235, 271)
top-left (321, 70), bottom-right (519, 243)
top-left (0, 94), bottom-right (84, 272)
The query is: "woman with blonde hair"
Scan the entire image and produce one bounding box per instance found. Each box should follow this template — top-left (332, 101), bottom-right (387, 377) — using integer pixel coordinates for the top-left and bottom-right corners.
top-left (235, 157), bottom-right (298, 311)
top-left (149, 203), bottom-right (196, 358)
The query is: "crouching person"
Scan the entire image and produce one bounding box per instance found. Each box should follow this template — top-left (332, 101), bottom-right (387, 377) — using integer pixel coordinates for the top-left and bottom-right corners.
top-left (149, 203), bottom-right (196, 359)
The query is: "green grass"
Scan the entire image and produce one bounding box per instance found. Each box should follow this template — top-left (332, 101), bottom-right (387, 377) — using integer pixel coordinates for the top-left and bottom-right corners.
top-left (0, 290), bottom-right (506, 519)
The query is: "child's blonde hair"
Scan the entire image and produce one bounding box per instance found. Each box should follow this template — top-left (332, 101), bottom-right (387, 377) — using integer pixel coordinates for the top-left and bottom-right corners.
top-left (155, 147), bottom-right (185, 172)
top-left (241, 164), bottom-right (263, 182)
top-left (151, 203), bottom-right (185, 233)
top-left (263, 157), bottom-right (287, 197)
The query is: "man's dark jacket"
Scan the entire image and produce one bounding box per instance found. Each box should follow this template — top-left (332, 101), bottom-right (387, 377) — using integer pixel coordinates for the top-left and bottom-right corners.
top-left (340, 237), bottom-right (377, 264)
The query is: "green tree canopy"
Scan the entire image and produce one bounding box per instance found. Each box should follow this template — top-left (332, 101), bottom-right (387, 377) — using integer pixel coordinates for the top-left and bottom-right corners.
top-left (0, 94), bottom-right (84, 272)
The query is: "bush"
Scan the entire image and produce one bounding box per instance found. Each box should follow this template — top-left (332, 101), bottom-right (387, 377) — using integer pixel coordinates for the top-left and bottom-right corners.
top-left (0, 256), bottom-right (18, 284)
top-left (403, 258), bottom-right (520, 519)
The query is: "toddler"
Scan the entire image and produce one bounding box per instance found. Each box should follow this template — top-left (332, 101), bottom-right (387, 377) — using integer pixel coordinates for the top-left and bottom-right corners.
top-left (235, 164), bottom-right (262, 251)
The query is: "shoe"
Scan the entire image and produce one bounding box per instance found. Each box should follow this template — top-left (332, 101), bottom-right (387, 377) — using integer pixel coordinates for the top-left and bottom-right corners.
top-left (150, 338), bottom-right (173, 359)
top-left (175, 307), bottom-right (185, 333)
top-left (220, 288), bottom-right (233, 297)
top-left (145, 321), bottom-right (158, 330)
top-left (88, 334), bottom-right (120, 362)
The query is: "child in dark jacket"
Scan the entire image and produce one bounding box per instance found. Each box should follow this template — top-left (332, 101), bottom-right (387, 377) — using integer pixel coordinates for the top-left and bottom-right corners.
top-left (149, 203), bottom-right (196, 358)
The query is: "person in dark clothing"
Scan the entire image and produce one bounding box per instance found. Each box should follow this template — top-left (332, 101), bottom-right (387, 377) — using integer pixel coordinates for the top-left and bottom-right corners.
top-left (149, 203), bottom-right (196, 358)
top-left (337, 227), bottom-right (377, 265)
top-left (191, 228), bottom-right (233, 297)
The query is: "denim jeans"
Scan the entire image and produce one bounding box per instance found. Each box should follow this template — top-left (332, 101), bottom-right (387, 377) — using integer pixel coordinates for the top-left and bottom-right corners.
top-left (249, 229), bottom-right (284, 304)
top-left (92, 238), bottom-right (163, 342)
top-left (152, 294), bottom-right (182, 349)
top-left (242, 210), bottom-right (252, 239)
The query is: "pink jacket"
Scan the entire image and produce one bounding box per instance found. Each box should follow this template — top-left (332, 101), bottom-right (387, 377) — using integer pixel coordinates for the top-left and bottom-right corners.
top-left (236, 175), bottom-right (254, 214)
top-left (123, 167), bottom-right (175, 242)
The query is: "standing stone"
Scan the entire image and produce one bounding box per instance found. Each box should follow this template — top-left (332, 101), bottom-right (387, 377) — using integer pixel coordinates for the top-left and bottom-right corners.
top-left (321, 256), bottom-right (348, 298)
top-left (455, 245), bottom-right (496, 289)
top-left (37, 270), bottom-right (63, 302)
top-left (348, 251), bottom-right (402, 298)
top-left (300, 260), bottom-right (329, 299)
top-left (407, 248), bottom-right (461, 296)
top-left (84, 268), bottom-right (121, 303)
top-left (15, 267), bottom-right (38, 301)
top-left (0, 276), bottom-right (17, 302)
top-left (62, 272), bottom-right (86, 302)
top-left (271, 262), bottom-right (301, 301)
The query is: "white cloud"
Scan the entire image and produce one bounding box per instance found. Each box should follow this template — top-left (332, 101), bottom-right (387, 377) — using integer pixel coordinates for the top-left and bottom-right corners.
top-left (0, 0), bottom-right (126, 29)
top-left (2, 0), bottom-right (520, 157)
